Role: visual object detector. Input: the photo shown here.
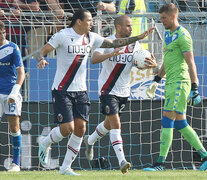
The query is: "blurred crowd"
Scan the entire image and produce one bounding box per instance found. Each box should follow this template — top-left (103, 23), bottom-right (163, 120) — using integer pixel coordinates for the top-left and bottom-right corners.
top-left (0, 0), bottom-right (205, 68)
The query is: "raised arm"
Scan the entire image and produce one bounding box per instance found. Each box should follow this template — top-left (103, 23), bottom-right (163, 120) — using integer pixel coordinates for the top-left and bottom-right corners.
top-left (97, 2), bottom-right (116, 13)
top-left (92, 48), bottom-right (123, 64)
top-left (100, 27), bottom-right (154, 48)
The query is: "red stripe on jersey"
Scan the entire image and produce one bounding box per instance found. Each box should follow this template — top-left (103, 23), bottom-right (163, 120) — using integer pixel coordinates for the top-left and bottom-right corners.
top-left (125, 45), bottom-right (129, 53)
top-left (58, 55), bottom-right (81, 90)
top-left (101, 63), bottom-right (123, 95)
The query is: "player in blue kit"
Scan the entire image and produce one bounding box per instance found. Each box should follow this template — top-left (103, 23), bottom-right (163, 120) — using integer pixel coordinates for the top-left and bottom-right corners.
top-left (0, 21), bottom-right (25, 172)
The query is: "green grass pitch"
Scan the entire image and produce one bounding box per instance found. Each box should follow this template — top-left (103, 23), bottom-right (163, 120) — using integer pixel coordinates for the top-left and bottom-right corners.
top-left (0, 170), bottom-right (207, 180)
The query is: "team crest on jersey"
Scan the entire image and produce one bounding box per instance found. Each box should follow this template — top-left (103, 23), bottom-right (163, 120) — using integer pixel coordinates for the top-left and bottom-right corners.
top-left (57, 113), bottom-right (63, 122)
top-left (172, 34), bottom-right (177, 41)
top-left (105, 105), bottom-right (110, 114)
top-left (4, 50), bottom-right (9, 55)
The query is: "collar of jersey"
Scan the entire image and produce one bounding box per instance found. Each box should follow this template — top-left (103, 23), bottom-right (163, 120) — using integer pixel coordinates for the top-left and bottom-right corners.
top-left (169, 25), bottom-right (181, 35)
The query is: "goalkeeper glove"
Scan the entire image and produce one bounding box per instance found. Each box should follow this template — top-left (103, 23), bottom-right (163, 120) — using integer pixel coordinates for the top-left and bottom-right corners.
top-left (146, 75), bottom-right (161, 99)
top-left (187, 83), bottom-right (201, 106)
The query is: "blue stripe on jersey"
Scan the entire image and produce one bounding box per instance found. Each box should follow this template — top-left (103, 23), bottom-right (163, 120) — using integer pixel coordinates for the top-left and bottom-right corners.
top-left (0, 41), bottom-right (23, 94)
top-left (165, 32), bottom-right (179, 46)
top-left (165, 26), bottom-right (181, 46)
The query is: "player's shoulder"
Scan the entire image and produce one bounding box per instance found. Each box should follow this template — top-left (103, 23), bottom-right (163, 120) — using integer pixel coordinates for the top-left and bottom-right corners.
top-left (178, 26), bottom-right (191, 37)
top-left (8, 41), bottom-right (18, 48)
top-left (88, 31), bottom-right (103, 39)
top-left (4, 41), bottom-right (19, 51)
top-left (106, 34), bottom-right (116, 40)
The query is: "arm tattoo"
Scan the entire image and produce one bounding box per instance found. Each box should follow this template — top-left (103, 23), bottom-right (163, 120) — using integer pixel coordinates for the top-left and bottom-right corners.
top-left (100, 36), bottom-right (140, 48)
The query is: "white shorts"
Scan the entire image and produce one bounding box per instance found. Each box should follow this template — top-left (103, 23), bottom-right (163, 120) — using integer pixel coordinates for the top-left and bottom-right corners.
top-left (0, 93), bottom-right (22, 119)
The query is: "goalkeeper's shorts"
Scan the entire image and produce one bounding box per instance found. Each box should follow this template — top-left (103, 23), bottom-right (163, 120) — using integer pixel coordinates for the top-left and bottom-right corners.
top-left (164, 81), bottom-right (190, 114)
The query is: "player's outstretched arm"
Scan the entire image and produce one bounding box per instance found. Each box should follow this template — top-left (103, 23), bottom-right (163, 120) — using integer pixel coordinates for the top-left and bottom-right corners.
top-left (36, 43), bottom-right (54, 69)
top-left (92, 48), bottom-right (123, 64)
top-left (100, 27), bottom-right (155, 48)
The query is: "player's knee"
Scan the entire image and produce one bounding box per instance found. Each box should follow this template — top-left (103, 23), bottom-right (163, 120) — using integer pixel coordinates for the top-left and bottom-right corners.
top-left (10, 127), bottom-right (20, 134)
top-left (174, 120), bottom-right (188, 130)
top-left (60, 123), bottom-right (74, 137)
top-left (110, 121), bottom-right (121, 129)
top-left (161, 116), bottom-right (174, 128)
top-left (9, 124), bottom-right (20, 133)
top-left (74, 124), bottom-right (86, 137)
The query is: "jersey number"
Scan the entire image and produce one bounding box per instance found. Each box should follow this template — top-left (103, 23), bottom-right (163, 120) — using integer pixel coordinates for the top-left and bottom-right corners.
top-left (119, 104), bottom-right (125, 113)
top-left (9, 103), bottom-right (16, 112)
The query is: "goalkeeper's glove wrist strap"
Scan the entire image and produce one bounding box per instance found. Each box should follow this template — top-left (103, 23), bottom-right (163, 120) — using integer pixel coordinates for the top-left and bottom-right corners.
top-left (191, 83), bottom-right (198, 90)
top-left (154, 75), bottom-right (162, 83)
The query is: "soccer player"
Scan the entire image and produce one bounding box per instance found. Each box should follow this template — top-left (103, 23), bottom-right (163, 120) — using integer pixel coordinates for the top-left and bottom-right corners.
top-left (36, 9), bottom-right (154, 176)
top-left (144, 3), bottom-right (207, 171)
top-left (83, 15), bottom-right (157, 174)
top-left (0, 21), bottom-right (25, 172)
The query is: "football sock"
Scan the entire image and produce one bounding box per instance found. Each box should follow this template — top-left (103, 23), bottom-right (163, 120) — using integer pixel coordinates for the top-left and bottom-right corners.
top-left (61, 133), bottom-right (82, 169)
top-left (42, 127), bottom-right (64, 148)
top-left (88, 121), bottom-right (109, 145)
top-left (179, 125), bottom-right (207, 158)
top-left (157, 156), bottom-right (166, 164)
top-left (159, 128), bottom-right (173, 159)
top-left (110, 129), bottom-right (126, 166)
top-left (11, 130), bottom-right (22, 165)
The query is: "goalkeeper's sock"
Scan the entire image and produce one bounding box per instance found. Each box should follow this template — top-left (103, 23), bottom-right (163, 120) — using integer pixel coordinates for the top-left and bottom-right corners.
top-left (178, 124), bottom-right (207, 158)
top-left (11, 130), bottom-right (22, 165)
top-left (157, 156), bottom-right (166, 164)
top-left (42, 127), bottom-right (64, 148)
top-left (61, 133), bottom-right (82, 169)
top-left (159, 128), bottom-right (173, 157)
top-left (159, 116), bottom-right (174, 158)
top-left (88, 121), bottom-right (109, 145)
top-left (110, 129), bottom-right (126, 166)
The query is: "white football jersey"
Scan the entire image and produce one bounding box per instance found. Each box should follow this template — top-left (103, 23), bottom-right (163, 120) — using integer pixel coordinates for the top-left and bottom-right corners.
top-left (96, 35), bottom-right (141, 97)
top-left (49, 28), bottom-right (104, 91)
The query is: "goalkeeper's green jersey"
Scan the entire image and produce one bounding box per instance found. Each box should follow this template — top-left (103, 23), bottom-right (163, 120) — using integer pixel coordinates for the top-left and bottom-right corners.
top-left (163, 25), bottom-right (192, 84)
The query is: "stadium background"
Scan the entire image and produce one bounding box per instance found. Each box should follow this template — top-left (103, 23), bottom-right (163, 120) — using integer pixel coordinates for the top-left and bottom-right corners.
top-left (0, 0), bottom-right (207, 171)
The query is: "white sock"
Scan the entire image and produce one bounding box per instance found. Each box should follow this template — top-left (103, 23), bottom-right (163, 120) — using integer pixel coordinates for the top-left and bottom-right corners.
top-left (88, 121), bottom-right (109, 145)
top-left (42, 127), bottom-right (64, 148)
top-left (61, 133), bottom-right (82, 169)
top-left (110, 129), bottom-right (126, 166)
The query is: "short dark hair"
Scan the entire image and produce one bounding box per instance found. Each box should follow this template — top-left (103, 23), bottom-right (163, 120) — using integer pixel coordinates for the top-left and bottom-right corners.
top-left (69, 8), bottom-right (91, 28)
top-left (159, 3), bottom-right (178, 15)
top-left (0, 21), bottom-right (5, 31)
top-left (114, 15), bottom-right (130, 28)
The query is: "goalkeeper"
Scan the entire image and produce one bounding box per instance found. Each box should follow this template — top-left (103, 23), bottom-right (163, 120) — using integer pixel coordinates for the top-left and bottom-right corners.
top-left (144, 3), bottom-right (207, 171)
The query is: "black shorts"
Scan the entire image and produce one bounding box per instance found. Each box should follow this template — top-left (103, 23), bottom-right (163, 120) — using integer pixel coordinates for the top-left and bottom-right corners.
top-left (100, 94), bottom-right (128, 115)
top-left (52, 90), bottom-right (90, 124)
